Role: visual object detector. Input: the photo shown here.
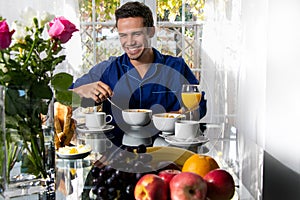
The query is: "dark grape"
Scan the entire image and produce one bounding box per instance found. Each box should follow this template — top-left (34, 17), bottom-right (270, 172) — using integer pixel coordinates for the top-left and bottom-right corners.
top-left (91, 166), bottom-right (101, 177)
top-left (97, 186), bottom-right (108, 197)
top-left (114, 169), bottom-right (123, 178)
top-left (108, 187), bottom-right (117, 197)
top-left (136, 144), bottom-right (147, 153)
top-left (93, 176), bottom-right (105, 186)
top-left (125, 184), bottom-right (135, 195)
top-left (91, 185), bottom-right (98, 195)
top-left (125, 146), bottom-right (134, 152)
top-left (104, 164), bottom-right (116, 176)
top-left (106, 175), bottom-right (118, 187)
top-left (98, 170), bottom-right (108, 180)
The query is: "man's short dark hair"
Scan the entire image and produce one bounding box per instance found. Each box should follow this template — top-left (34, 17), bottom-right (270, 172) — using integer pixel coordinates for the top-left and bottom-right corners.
top-left (115, 1), bottom-right (154, 28)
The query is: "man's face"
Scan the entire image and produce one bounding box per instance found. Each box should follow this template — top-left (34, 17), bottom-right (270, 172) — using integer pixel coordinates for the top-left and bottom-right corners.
top-left (117, 17), bottom-right (152, 61)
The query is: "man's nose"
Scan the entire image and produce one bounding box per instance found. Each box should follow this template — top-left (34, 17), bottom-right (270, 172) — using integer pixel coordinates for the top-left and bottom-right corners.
top-left (127, 35), bottom-right (135, 45)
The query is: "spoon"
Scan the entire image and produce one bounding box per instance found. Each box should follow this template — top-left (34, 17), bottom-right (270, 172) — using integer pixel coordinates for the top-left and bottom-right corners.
top-left (175, 106), bottom-right (199, 119)
top-left (107, 98), bottom-right (123, 111)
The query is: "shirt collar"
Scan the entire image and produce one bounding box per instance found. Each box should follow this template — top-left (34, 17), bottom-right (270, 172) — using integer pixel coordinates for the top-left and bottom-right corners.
top-left (121, 48), bottom-right (164, 80)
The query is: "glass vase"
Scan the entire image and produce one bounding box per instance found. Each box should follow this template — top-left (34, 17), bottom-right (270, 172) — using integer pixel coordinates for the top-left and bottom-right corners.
top-left (1, 86), bottom-right (53, 199)
top-left (0, 85), bottom-right (7, 194)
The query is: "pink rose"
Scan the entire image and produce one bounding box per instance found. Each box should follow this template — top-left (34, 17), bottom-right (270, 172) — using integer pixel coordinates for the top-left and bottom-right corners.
top-left (0, 20), bottom-right (15, 50)
top-left (48, 16), bottom-right (78, 44)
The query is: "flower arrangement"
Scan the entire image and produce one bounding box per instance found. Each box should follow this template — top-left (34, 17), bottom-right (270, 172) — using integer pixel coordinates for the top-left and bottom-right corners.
top-left (0, 9), bottom-right (78, 179)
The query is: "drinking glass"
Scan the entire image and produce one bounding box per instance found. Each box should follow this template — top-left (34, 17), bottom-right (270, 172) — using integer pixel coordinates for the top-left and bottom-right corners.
top-left (181, 84), bottom-right (202, 120)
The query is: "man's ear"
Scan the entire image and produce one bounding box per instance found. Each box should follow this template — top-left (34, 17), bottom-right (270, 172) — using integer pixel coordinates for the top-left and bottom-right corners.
top-left (148, 26), bottom-right (155, 38)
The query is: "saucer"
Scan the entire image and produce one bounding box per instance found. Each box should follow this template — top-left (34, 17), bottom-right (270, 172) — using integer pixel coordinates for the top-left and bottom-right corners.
top-left (76, 124), bottom-right (114, 134)
top-left (164, 135), bottom-right (209, 147)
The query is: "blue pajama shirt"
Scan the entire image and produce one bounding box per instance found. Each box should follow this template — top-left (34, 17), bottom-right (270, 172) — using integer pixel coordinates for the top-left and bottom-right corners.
top-left (73, 48), bottom-right (207, 146)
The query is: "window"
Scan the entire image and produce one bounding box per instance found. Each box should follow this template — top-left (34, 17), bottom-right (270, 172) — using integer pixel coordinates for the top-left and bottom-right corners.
top-left (78, 0), bottom-right (204, 80)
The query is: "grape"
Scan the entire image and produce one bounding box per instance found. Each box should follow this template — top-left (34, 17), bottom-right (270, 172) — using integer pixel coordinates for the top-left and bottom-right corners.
top-left (125, 146), bottom-right (134, 152)
top-left (91, 166), bottom-right (100, 177)
top-left (114, 169), bottom-right (123, 179)
top-left (98, 170), bottom-right (108, 180)
top-left (104, 165), bottom-right (116, 176)
top-left (91, 185), bottom-right (98, 195)
top-left (125, 184), bottom-right (135, 195)
top-left (106, 174), bottom-right (118, 187)
top-left (108, 187), bottom-right (117, 198)
top-left (97, 186), bottom-right (108, 197)
top-left (136, 144), bottom-right (147, 153)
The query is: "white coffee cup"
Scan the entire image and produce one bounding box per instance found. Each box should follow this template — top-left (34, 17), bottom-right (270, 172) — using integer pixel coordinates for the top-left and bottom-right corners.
top-left (85, 138), bottom-right (113, 153)
top-left (85, 112), bottom-right (113, 129)
top-left (175, 120), bottom-right (201, 139)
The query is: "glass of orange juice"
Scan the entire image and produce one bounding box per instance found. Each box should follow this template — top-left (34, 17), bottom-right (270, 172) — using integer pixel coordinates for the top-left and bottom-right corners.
top-left (181, 84), bottom-right (201, 120)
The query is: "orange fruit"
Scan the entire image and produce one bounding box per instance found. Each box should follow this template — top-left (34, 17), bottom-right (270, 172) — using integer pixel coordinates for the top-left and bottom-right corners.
top-left (182, 154), bottom-right (220, 177)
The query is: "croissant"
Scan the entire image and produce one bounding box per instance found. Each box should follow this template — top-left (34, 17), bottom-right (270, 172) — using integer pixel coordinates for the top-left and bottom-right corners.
top-left (54, 102), bottom-right (75, 149)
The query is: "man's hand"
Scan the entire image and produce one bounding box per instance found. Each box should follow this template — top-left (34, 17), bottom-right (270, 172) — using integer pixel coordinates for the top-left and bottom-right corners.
top-left (71, 81), bottom-right (113, 103)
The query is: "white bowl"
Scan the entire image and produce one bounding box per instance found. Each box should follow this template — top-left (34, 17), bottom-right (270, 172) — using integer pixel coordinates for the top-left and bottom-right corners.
top-left (122, 109), bottom-right (152, 126)
top-left (152, 113), bottom-right (185, 135)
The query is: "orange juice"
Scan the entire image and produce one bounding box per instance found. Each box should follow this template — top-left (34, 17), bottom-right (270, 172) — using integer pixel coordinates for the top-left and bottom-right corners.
top-left (181, 92), bottom-right (201, 109)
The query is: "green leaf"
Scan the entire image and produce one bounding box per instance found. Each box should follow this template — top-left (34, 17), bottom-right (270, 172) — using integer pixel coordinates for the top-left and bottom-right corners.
top-left (51, 72), bottom-right (81, 106)
top-left (51, 72), bottom-right (73, 90)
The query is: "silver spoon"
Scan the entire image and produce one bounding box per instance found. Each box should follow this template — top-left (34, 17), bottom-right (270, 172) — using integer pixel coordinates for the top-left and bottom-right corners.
top-left (175, 106), bottom-right (199, 119)
top-left (107, 98), bottom-right (123, 111)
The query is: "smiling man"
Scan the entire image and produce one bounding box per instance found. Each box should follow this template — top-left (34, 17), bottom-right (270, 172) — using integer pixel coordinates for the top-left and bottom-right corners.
top-left (72, 1), bottom-right (206, 146)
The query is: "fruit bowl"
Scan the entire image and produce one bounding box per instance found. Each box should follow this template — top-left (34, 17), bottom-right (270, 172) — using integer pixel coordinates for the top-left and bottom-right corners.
top-left (152, 113), bottom-right (185, 135)
top-left (122, 109), bottom-right (152, 126)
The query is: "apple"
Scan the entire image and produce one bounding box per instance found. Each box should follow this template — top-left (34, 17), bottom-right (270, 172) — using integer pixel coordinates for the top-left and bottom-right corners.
top-left (203, 169), bottom-right (235, 200)
top-left (134, 174), bottom-right (168, 200)
top-left (158, 169), bottom-right (181, 198)
top-left (169, 172), bottom-right (207, 200)
top-left (158, 169), bottom-right (181, 185)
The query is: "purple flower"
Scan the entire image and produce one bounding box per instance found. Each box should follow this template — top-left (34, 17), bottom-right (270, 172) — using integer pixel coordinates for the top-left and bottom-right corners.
top-left (0, 20), bottom-right (15, 50)
top-left (48, 16), bottom-right (78, 44)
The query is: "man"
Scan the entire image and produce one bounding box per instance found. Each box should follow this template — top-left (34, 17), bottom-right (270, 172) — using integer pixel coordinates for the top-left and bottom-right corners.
top-left (72, 1), bottom-right (206, 146)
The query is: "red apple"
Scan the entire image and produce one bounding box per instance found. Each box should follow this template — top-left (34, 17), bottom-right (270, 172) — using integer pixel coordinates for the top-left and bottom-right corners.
top-left (134, 174), bottom-right (168, 200)
top-left (158, 169), bottom-right (181, 185)
top-left (169, 172), bottom-right (207, 200)
top-left (203, 169), bottom-right (235, 200)
top-left (159, 169), bottom-right (181, 198)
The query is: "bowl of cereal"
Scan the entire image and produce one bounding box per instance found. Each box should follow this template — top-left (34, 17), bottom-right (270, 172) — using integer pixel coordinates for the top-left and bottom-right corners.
top-left (152, 113), bottom-right (185, 135)
top-left (122, 109), bottom-right (152, 126)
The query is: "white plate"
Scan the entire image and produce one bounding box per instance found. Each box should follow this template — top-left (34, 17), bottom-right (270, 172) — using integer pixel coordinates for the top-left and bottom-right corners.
top-left (164, 135), bottom-right (209, 147)
top-left (76, 124), bottom-right (114, 133)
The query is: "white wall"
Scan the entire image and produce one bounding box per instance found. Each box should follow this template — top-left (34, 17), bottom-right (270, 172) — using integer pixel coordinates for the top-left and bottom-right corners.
top-left (265, 0), bottom-right (300, 174)
top-left (202, 0), bottom-right (300, 198)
